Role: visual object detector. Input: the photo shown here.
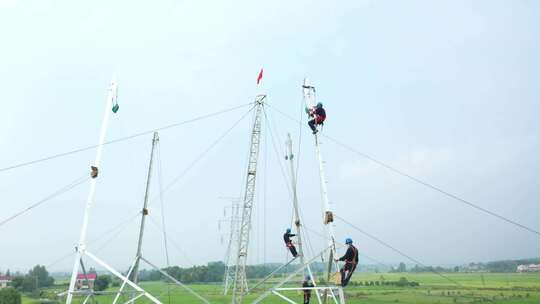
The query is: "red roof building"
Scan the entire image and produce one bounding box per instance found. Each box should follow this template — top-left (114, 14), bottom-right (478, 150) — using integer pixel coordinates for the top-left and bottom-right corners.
top-left (76, 273), bottom-right (97, 280)
top-left (76, 273), bottom-right (97, 290)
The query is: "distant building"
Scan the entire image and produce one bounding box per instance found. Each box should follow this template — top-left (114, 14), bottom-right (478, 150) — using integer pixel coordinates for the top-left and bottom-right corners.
top-left (76, 273), bottom-right (97, 290)
top-left (517, 264), bottom-right (540, 272)
top-left (0, 276), bottom-right (12, 288)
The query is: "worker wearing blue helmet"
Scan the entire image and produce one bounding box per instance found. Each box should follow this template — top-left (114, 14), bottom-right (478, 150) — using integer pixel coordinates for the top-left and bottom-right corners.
top-left (336, 238), bottom-right (358, 287)
top-left (306, 102), bottom-right (326, 134)
top-left (283, 228), bottom-right (298, 257)
top-left (302, 275), bottom-right (314, 304)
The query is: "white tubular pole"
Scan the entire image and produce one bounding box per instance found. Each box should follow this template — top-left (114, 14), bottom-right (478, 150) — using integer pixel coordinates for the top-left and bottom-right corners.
top-left (85, 251), bottom-right (163, 304)
top-left (123, 293), bottom-right (145, 304)
top-left (314, 137), bottom-right (337, 255)
top-left (249, 256), bottom-right (298, 291)
top-left (338, 288), bottom-right (346, 304)
top-left (309, 263), bottom-right (323, 304)
top-left (286, 133), bottom-right (322, 304)
top-left (271, 291), bottom-right (297, 304)
top-left (252, 247), bottom-right (333, 304)
top-left (329, 289), bottom-right (338, 304)
top-left (303, 78), bottom-right (344, 304)
top-left (81, 295), bottom-right (91, 304)
top-left (302, 78), bottom-right (338, 263)
top-left (66, 76), bottom-right (117, 304)
top-left (140, 257), bottom-right (211, 304)
top-left (112, 257), bottom-right (139, 304)
top-left (286, 134), bottom-right (305, 266)
top-left (131, 132), bottom-right (159, 284)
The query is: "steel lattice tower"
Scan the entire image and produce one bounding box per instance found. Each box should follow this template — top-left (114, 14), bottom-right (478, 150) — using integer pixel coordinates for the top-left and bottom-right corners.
top-left (229, 95), bottom-right (265, 304)
top-left (223, 200), bottom-right (241, 295)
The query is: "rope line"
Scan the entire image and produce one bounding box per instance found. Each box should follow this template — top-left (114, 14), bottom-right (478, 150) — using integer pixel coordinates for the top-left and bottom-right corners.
top-left (158, 105), bottom-right (255, 196)
top-left (47, 211), bottom-right (141, 269)
top-left (94, 213), bottom-right (141, 254)
top-left (147, 215), bottom-right (195, 266)
top-left (324, 136), bottom-right (540, 237)
top-left (157, 141), bottom-right (171, 267)
top-left (359, 252), bottom-right (392, 270)
top-left (262, 108), bottom-right (293, 199)
top-left (0, 102), bottom-right (252, 174)
top-left (158, 143), bottom-right (173, 304)
top-left (0, 175), bottom-right (90, 228)
top-left (45, 106), bottom-right (253, 271)
top-left (335, 215), bottom-right (463, 288)
top-left (267, 104), bottom-right (540, 237)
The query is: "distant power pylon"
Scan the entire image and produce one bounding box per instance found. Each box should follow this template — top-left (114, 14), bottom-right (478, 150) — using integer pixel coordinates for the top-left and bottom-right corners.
top-left (223, 95), bottom-right (265, 304)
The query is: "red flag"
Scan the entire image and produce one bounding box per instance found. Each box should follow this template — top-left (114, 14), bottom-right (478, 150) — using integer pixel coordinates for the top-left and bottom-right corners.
top-left (256, 68), bottom-right (263, 85)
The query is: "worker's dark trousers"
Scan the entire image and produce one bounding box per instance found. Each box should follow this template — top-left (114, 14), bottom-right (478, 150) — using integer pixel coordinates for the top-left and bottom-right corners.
top-left (303, 292), bottom-right (311, 304)
top-left (287, 243), bottom-right (298, 257)
top-left (308, 119), bottom-right (317, 132)
top-left (340, 263), bottom-right (356, 287)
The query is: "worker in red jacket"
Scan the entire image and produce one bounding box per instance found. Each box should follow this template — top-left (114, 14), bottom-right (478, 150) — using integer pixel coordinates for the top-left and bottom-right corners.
top-left (307, 102), bottom-right (326, 134)
top-left (283, 228), bottom-right (298, 257)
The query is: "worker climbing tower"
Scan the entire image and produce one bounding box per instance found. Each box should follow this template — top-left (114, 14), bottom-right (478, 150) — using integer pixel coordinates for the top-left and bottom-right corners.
top-left (285, 133), bottom-right (322, 302)
top-left (229, 94), bottom-right (266, 304)
top-left (303, 78), bottom-right (345, 303)
top-left (251, 80), bottom-right (345, 304)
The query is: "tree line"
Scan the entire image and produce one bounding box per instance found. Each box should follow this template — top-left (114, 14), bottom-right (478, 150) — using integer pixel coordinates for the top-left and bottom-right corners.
top-left (138, 261), bottom-right (331, 283)
top-left (389, 258), bottom-right (540, 273)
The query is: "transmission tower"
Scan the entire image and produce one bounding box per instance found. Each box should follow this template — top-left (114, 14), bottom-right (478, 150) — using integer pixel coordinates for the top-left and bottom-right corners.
top-left (222, 198), bottom-right (241, 295)
top-left (230, 95), bottom-right (265, 304)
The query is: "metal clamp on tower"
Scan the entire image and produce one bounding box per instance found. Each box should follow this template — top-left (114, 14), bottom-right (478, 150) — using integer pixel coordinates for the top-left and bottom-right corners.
top-left (90, 166), bottom-right (98, 179)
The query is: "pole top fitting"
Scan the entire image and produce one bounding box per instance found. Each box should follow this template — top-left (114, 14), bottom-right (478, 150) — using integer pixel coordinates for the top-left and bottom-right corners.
top-left (90, 166), bottom-right (99, 178)
top-left (255, 94), bottom-right (267, 105)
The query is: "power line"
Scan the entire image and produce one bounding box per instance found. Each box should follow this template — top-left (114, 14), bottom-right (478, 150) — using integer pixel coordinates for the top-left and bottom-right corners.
top-left (159, 105), bottom-right (255, 196)
top-left (147, 215), bottom-right (195, 266)
top-left (323, 135), bottom-right (540, 237)
top-left (94, 213), bottom-right (141, 254)
top-left (358, 252), bottom-right (392, 270)
top-left (47, 210), bottom-right (142, 269)
top-left (0, 102), bottom-right (252, 174)
top-left (335, 214), bottom-right (463, 288)
top-left (266, 104), bottom-right (540, 238)
top-left (46, 107), bottom-right (254, 270)
top-left (0, 175), bottom-right (90, 228)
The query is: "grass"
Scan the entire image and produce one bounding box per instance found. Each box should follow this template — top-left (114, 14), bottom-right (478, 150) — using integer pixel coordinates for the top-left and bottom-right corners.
top-left (21, 272), bottom-right (540, 303)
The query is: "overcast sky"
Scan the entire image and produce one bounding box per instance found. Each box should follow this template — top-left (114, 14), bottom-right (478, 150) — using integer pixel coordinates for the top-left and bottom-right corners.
top-left (1, 0), bottom-right (539, 273)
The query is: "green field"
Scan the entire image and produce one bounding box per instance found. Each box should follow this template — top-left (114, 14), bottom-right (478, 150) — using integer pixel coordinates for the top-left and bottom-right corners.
top-left (22, 272), bottom-right (540, 304)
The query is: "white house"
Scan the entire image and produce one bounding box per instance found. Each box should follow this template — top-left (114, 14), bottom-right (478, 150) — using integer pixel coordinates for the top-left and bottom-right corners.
top-left (517, 264), bottom-right (540, 272)
top-left (0, 276), bottom-right (12, 288)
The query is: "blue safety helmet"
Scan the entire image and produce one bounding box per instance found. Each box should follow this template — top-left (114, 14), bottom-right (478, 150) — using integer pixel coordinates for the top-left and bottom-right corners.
top-left (305, 275), bottom-right (311, 281)
top-left (345, 238), bottom-right (353, 244)
top-left (286, 228), bottom-right (291, 233)
top-left (316, 102), bottom-right (323, 109)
